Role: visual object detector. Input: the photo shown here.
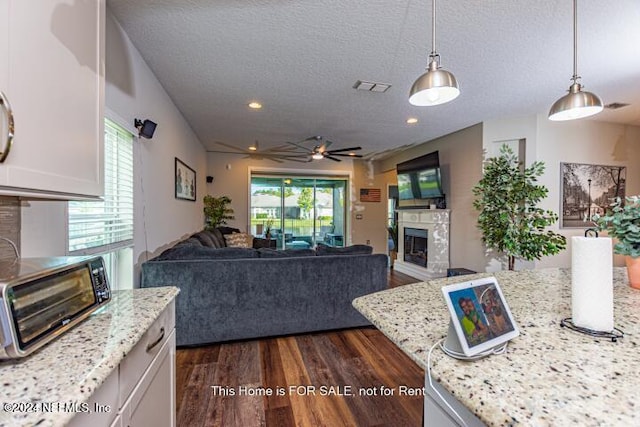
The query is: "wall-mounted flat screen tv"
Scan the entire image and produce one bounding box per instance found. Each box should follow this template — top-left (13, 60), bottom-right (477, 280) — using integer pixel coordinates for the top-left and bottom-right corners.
top-left (396, 151), bottom-right (444, 207)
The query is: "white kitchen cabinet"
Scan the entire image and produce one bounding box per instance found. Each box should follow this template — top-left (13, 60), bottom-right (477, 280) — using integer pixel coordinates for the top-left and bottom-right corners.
top-left (121, 331), bottom-right (176, 427)
top-left (69, 300), bottom-right (176, 427)
top-left (0, 0), bottom-right (104, 199)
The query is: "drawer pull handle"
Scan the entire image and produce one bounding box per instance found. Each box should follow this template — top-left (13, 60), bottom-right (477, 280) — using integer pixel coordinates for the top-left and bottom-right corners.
top-left (0, 91), bottom-right (15, 163)
top-left (146, 327), bottom-right (165, 352)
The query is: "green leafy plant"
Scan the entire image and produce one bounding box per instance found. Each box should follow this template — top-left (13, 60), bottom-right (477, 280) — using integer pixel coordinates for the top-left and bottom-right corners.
top-left (203, 195), bottom-right (235, 230)
top-left (472, 145), bottom-right (566, 270)
top-left (387, 222), bottom-right (398, 252)
top-left (593, 196), bottom-right (640, 258)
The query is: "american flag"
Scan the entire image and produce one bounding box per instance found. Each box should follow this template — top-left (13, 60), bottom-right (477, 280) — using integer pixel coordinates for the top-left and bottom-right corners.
top-left (360, 188), bottom-right (381, 202)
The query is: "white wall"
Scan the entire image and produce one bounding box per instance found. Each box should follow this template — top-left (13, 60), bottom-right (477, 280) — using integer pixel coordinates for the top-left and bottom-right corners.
top-left (483, 114), bottom-right (640, 269)
top-left (21, 9), bottom-right (207, 287)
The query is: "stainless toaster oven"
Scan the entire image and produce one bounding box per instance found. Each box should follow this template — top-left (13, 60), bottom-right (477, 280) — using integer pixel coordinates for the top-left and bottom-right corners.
top-left (0, 256), bottom-right (111, 359)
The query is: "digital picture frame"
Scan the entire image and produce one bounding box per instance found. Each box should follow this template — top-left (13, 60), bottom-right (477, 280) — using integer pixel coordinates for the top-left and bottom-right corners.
top-left (441, 277), bottom-right (519, 357)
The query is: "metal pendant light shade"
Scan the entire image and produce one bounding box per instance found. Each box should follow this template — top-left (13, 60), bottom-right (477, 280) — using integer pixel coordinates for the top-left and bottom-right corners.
top-left (548, 82), bottom-right (603, 121)
top-left (548, 0), bottom-right (602, 121)
top-left (409, 58), bottom-right (459, 106)
top-left (409, 0), bottom-right (459, 107)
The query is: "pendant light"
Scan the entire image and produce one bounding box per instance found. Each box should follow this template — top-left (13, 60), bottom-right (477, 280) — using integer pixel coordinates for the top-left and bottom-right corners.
top-left (409, 0), bottom-right (459, 106)
top-left (548, 0), bottom-right (602, 121)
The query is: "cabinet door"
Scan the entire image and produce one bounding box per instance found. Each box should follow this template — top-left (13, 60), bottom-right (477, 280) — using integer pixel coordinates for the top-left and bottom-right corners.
top-left (0, 0), bottom-right (104, 198)
top-left (121, 330), bottom-right (176, 427)
top-left (0, 0), bottom-right (9, 176)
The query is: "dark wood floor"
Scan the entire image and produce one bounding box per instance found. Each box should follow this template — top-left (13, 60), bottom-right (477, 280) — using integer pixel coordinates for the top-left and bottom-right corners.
top-left (176, 269), bottom-right (423, 427)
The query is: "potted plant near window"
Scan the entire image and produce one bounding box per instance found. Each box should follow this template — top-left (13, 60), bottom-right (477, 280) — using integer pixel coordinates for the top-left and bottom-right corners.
top-left (594, 196), bottom-right (640, 289)
top-left (387, 222), bottom-right (398, 267)
top-left (472, 145), bottom-right (566, 270)
top-left (203, 195), bottom-right (235, 230)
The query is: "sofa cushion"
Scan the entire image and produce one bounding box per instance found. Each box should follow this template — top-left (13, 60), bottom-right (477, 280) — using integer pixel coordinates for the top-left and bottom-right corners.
top-left (174, 237), bottom-right (203, 248)
top-left (209, 228), bottom-right (226, 248)
top-left (218, 226), bottom-right (241, 235)
top-left (155, 245), bottom-right (258, 261)
top-left (224, 232), bottom-right (253, 248)
top-left (316, 244), bottom-right (373, 256)
top-left (257, 248), bottom-right (317, 258)
top-left (192, 231), bottom-right (216, 247)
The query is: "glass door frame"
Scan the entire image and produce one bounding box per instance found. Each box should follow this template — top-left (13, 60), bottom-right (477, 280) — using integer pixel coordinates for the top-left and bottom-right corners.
top-left (248, 168), bottom-right (351, 249)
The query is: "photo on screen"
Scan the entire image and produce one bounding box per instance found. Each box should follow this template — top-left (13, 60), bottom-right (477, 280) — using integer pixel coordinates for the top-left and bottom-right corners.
top-left (442, 277), bottom-right (519, 356)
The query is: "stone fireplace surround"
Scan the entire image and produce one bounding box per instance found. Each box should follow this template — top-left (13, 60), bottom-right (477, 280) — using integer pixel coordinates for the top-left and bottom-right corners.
top-left (394, 209), bottom-right (450, 280)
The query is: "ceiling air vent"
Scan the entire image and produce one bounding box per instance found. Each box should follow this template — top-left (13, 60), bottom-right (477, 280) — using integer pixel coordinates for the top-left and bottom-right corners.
top-left (604, 102), bottom-right (630, 110)
top-left (353, 80), bottom-right (391, 93)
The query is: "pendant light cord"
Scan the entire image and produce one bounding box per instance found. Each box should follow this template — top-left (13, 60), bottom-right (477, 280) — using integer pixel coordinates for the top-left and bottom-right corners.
top-left (572, 0), bottom-right (578, 82)
top-left (431, 0), bottom-right (437, 55)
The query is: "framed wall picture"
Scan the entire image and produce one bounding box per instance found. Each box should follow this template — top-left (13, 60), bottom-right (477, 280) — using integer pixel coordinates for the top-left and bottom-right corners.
top-left (175, 158), bottom-right (196, 201)
top-left (560, 162), bottom-right (626, 228)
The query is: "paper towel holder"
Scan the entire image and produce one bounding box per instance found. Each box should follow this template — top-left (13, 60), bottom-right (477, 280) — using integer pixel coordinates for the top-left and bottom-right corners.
top-left (585, 228), bottom-right (598, 238)
top-left (560, 318), bottom-right (623, 342)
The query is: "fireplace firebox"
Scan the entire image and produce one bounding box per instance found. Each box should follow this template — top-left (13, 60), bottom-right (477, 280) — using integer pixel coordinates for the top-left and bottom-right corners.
top-left (404, 227), bottom-right (428, 267)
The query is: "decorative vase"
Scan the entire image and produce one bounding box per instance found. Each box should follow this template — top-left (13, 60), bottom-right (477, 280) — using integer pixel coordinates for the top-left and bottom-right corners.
top-left (625, 256), bottom-right (640, 290)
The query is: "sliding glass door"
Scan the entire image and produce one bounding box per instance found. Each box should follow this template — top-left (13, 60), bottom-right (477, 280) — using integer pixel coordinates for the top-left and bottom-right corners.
top-left (250, 175), bottom-right (347, 249)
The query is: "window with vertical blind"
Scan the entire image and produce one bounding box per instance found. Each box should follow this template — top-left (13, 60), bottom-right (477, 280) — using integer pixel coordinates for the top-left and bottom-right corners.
top-left (68, 119), bottom-right (134, 254)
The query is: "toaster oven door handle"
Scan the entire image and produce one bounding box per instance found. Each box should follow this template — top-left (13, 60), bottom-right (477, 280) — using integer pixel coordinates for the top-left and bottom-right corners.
top-left (146, 326), bottom-right (165, 352)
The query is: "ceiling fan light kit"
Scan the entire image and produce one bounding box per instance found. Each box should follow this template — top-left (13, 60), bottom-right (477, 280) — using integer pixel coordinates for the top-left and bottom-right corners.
top-left (548, 0), bottom-right (603, 121)
top-left (409, 0), bottom-right (460, 107)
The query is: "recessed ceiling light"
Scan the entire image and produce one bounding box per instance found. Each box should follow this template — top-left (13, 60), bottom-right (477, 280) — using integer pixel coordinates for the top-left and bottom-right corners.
top-left (248, 101), bottom-right (262, 109)
top-left (406, 117), bottom-right (418, 124)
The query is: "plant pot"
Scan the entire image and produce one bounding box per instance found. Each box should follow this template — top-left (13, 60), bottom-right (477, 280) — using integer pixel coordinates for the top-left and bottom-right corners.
top-left (625, 256), bottom-right (640, 290)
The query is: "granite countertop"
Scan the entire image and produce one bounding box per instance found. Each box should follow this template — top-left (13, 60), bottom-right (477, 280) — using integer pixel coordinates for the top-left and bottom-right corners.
top-left (0, 286), bottom-right (179, 427)
top-left (353, 268), bottom-right (639, 426)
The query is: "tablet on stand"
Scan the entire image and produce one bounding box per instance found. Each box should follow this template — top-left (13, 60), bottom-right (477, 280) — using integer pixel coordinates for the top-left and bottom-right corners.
top-left (441, 277), bottom-right (519, 359)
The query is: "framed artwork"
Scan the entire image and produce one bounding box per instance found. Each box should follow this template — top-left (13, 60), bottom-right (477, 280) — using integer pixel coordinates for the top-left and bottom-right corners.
top-left (560, 162), bottom-right (626, 228)
top-left (175, 158), bottom-right (196, 201)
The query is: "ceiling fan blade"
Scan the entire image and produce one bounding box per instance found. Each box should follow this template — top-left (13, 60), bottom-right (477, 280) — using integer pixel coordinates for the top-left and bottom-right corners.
top-left (328, 153), bottom-right (363, 158)
top-left (286, 141), bottom-right (313, 152)
top-left (213, 141), bottom-right (246, 152)
top-left (323, 154), bottom-right (341, 162)
top-left (326, 146), bottom-right (362, 154)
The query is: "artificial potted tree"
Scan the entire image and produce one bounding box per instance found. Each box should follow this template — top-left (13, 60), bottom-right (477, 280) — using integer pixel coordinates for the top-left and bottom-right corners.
top-left (594, 196), bottom-right (640, 289)
top-left (472, 145), bottom-right (566, 270)
top-left (203, 195), bottom-right (235, 230)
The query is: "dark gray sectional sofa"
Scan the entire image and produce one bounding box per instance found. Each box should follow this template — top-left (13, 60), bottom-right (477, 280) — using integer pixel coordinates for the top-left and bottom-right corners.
top-left (140, 229), bottom-right (388, 346)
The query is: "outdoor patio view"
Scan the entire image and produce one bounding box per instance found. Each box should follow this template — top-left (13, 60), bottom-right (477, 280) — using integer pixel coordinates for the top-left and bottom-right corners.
top-left (250, 176), bottom-right (347, 249)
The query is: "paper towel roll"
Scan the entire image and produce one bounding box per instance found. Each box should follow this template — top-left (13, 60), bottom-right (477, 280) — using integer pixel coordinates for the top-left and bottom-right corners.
top-left (571, 236), bottom-right (613, 332)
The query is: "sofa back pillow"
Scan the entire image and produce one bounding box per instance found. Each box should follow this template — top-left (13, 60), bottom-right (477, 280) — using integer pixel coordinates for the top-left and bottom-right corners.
top-left (257, 248), bottom-right (316, 258)
top-left (191, 231), bottom-right (216, 247)
top-left (217, 226), bottom-right (241, 235)
top-left (224, 232), bottom-right (253, 248)
top-left (155, 245), bottom-right (259, 261)
top-left (316, 244), bottom-right (373, 256)
top-left (208, 228), bottom-right (226, 248)
top-left (174, 237), bottom-right (203, 248)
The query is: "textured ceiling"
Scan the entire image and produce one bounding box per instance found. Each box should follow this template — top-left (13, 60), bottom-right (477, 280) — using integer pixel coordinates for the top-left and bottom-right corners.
top-left (107, 0), bottom-right (640, 159)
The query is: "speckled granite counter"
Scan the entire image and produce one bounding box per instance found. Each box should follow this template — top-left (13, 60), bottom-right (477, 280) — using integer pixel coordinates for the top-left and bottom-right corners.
top-left (353, 268), bottom-right (639, 426)
top-left (0, 286), bottom-right (179, 427)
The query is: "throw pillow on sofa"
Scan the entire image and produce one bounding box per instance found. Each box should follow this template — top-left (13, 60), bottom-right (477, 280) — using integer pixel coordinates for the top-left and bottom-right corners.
top-left (224, 232), bottom-right (253, 248)
top-left (316, 243), bottom-right (373, 256)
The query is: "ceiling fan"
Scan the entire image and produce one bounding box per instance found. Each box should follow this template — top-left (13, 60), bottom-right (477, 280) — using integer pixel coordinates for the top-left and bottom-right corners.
top-left (286, 136), bottom-right (363, 162)
top-left (206, 140), bottom-right (311, 163)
